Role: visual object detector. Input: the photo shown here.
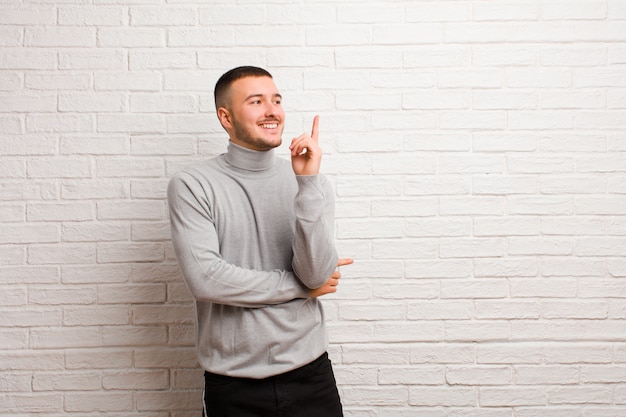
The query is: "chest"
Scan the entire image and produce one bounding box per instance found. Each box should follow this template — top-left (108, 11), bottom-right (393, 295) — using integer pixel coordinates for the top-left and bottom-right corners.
top-left (210, 173), bottom-right (298, 269)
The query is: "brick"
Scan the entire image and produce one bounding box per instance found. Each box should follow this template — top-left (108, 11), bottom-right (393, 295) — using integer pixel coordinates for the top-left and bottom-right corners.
top-left (102, 369), bottom-right (168, 389)
top-left (130, 6), bottom-right (197, 26)
top-left (539, 173), bottom-right (606, 194)
top-left (26, 114), bottom-right (93, 133)
top-left (408, 386), bottom-right (475, 407)
top-left (31, 327), bottom-right (102, 349)
top-left (97, 114), bottom-right (165, 133)
top-left (441, 279), bottom-right (508, 299)
top-left (58, 6), bottom-right (125, 25)
top-left (440, 111), bottom-right (506, 130)
top-left (406, 3), bottom-right (471, 22)
top-left (473, 217), bottom-right (541, 237)
top-left (445, 23), bottom-right (507, 43)
top-left (473, 90), bottom-right (537, 110)
top-left (130, 179), bottom-right (169, 199)
top-left (0, 159), bottom-right (25, 178)
top-left (306, 25), bottom-right (371, 47)
top-left (541, 46), bottom-right (607, 67)
top-left (509, 22), bottom-right (575, 42)
top-left (547, 385), bottom-right (612, 405)
top-left (340, 5), bottom-right (404, 23)
top-left (97, 200), bottom-right (164, 220)
top-left (59, 93), bottom-right (126, 112)
top-left (97, 155), bottom-right (164, 178)
top-left (0, 246), bottom-right (25, 266)
top-left (0, 329), bottom-right (28, 349)
top-left (0, 308), bottom-right (62, 327)
top-left (28, 243), bottom-right (95, 265)
top-left (0, 372), bottom-right (31, 392)
top-left (172, 368), bottom-right (203, 389)
top-left (440, 197), bottom-right (506, 216)
top-left (336, 49), bottom-right (403, 69)
top-left (474, 258), bottom-right (539, 278)
top-left (131, 221), bottom-right (170, 241)
top-left (98, 28), bottom-right (165, 47)
top-left (575, 69), bottom-right (626, 88)
top-left (130, 94), bottom-right (196, 113)
top-left (25, 27), bottom-right (96, 47)
top-left (65, 348), bottom-right (133, 369)
top-left (95, 72), bottom-right (161, 91)
top-left (132, 304), bottom-right (194, 324)
top-left (477, 342), bottom-right (543, 364)
top-left (335, 178), bottom-right (402, 197)
top-left (408, 301), bottom-right (472, 320)
top-left (0, 26), bottom-right (24, 47)
top-left (508, 237), bottom-right (573, 256)
top-left (479, 387), bottom-right (545, 407)
top-left (543, 1), bottom-right (606, 20)
top-left (102, 325), bottom-right (167, 347)
top-left (166, 27), bottom-right (234, 47)
top-left (0, 286), bottom-right (27, 306)
top-left (447, 366), bottom-right (511, 385)
top-left (0, 49), bottom-right (56, 70)
top-left (29, 286), bottom-right (96, 305)
top-left (134, 347), bottom-right (198, 368)
top-left (0, 224), bottom-right (58, 244)
top-left (0, 7), bottom-right (55, 25)
top-left (198, 5), bottom-right (266, 25)
top-left (27, 158), bottom-right (92, 179)
top-left (379, 366), bottom-right (444, 385)
top-left (0, 393), bottom-right (62, 413)
top-left (61, 180), bottom-right (129, 200)
top-left (474, 2), bottom-right (539, 21)
top-left (136, 390), bottom-right (202, 411)
top-left (372, 198), bottom-right (437, 217)
top-left (0, 72), bottom-right (21, 91)
top-left (25, 73), bottom-right (91, 91)
top-left (64, 392), bottom-right (133, 412)
top-left (32, 371), bottom-right (101, 391)
top-left (59, 49), bottom-right (125, 70)
top-left (374, 24), bottom-right (441, 45)
top-left (405, 176), bottom-right (470, 195)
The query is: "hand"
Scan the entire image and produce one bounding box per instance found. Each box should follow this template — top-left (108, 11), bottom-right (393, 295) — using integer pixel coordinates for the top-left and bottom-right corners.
top-left (310, 258), bottom-right (354, 298)
top-left (290, 115), bottom-right (322, 176)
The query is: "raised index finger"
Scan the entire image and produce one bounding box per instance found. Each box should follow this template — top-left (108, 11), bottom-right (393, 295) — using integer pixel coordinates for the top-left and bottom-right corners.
top-left (311, 115), bottom-right (319, 142)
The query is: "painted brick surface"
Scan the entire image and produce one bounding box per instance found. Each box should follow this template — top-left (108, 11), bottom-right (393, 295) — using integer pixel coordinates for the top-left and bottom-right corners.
top-left (1, 1), bottom-right (626, 415)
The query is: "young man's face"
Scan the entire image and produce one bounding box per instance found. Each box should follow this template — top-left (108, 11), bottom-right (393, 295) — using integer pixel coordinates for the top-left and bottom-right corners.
top-left (219, 75), bottom-right (285, 151)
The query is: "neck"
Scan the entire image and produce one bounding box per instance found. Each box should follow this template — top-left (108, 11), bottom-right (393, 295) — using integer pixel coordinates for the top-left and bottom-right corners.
top-left (223, 141), bottom-right (275, 171)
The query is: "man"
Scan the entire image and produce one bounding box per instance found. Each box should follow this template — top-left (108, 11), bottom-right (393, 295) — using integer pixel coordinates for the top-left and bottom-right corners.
top-left (167, 66), bottom-right (352, 416)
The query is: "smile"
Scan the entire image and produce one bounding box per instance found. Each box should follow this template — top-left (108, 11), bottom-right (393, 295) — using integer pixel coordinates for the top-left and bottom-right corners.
top-left (260, 123), bottom-right (278, 129)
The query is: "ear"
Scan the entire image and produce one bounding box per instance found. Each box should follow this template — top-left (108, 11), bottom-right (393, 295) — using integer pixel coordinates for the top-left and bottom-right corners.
top-left (217, 107), bottom-right (232, 130)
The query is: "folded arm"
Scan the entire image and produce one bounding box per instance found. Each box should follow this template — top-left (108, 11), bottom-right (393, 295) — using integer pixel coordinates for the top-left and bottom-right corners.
top-left (168, 173), bottom-right (309, 308)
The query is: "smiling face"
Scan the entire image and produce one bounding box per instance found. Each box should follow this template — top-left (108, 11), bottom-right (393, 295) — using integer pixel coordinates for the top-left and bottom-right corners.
top-left (217, 75), bottom-right (285, 152)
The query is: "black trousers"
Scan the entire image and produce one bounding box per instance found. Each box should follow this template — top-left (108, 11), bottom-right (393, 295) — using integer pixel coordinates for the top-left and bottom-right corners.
top-left (203, 352), bottom-right (343, 417)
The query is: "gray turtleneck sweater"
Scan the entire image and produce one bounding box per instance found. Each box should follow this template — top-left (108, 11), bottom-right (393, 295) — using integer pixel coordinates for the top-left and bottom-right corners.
top-left (167, 142), bottom-right (338, 379)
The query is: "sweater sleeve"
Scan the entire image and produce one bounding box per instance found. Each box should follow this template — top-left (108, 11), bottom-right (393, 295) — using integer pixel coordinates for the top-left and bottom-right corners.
top-left (167, 173), bottom-right (309, 308)
top-left (291, 175), bottom-right (339, 289)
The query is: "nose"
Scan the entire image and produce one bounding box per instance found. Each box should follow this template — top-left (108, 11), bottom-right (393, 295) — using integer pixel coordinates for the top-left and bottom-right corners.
top-left (264, 102), bottom-right (280, 118)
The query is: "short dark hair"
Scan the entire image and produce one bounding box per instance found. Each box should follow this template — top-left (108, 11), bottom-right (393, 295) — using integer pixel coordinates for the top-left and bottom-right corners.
top-left (214, 66), bottom-right (273, 109)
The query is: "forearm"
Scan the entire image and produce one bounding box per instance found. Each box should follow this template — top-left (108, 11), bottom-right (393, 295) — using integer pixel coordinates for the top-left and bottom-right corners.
top-left (168, 174), bottom-right (309, 308)
top-left (291, 174), bottom-right (338, 289)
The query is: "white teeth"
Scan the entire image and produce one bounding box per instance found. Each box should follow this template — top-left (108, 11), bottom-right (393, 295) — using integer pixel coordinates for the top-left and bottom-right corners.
top-left (261, 123), bottom-right (278, 129)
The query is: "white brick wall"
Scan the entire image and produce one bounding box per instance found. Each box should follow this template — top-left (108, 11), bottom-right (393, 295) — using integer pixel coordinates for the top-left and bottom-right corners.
top-left (1, 0), bottom-right (625, 415)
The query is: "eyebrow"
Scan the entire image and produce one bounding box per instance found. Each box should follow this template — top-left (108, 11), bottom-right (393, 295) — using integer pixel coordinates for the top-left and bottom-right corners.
top-left (244, 93), bottom-right (282, 101)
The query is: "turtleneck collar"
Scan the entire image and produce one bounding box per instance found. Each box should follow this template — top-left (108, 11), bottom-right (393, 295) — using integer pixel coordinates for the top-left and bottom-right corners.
top-left (223, 141), bottom-right (276, 172)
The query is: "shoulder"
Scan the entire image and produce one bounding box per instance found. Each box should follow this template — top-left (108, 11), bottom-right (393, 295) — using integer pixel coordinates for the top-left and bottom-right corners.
top-left (167, 158), bottom-right (223, 197)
